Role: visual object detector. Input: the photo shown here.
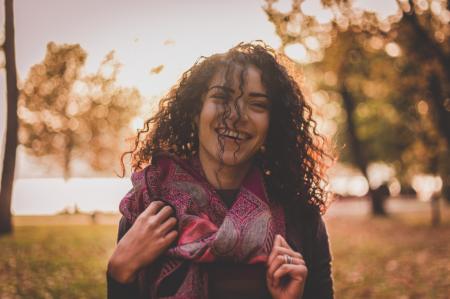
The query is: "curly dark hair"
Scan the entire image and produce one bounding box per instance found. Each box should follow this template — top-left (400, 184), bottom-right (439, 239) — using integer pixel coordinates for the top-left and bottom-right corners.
top-left (123, 41), bottom-right (332, 218)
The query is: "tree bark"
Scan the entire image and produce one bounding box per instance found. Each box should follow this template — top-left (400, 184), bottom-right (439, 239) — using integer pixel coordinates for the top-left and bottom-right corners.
top-left (431, 194), bottom-right (441, 227)
top-left (428, 68), bottom-right (450, 149)
top-left (63, 135), bottom-right (72, 181)
top-left (402, 2), bottom-right (450, 203)
top-left (340, 82), bottom-right (387, 216)
top-left (0, 0), bottom-right (19, 235)
top-left (335, 33), bottom-right (388, 216)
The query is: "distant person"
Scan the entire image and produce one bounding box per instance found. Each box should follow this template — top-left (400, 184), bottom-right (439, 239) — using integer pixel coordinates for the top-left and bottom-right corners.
top-left (107, 42), bottom-right (334, 299)
top-left (91, 211), bottom-right (98, 224)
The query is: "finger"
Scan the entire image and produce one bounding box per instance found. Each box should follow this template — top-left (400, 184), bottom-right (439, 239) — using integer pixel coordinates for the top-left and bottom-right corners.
top-left (278, 235), bottom-right (292, 250)
top-left (268, 246), bottom-right (302, 266)
top-left (155, 205), bottom-right (174, 224)
top-left (271, 254), bottom-right (305, 271)
top-left (273, 264), bottom-right (308, 283)
top-left (292, 257), bottom-right (305, 265)
top-left (275, 245), bottom-right (304, 261)
top-left (158, 217), bottom-right (177, 235)
top-left (267, 235), bottom-right (283, 265)
top-left (275, 234), bottom-right (282, 246)
top-left (267, 254), bottom-right (287, 280)
top-left (268, 254), bottom-right (305, 282)
top-left (162, 230), bottom-right (178, 246)
top-left (141, 200), bottom-right (165, 217)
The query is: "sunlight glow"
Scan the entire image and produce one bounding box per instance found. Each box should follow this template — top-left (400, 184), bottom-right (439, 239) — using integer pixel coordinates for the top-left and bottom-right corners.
top-left (330, 175), bottom-right (369, 197)
top-left (131, 116), bottom-right (144, 131)
top-left (284, 43), bottom-right (308, 63)
top-left (353, 0), bottom-right (400, 20)
top-left (272, 0), bottom-right (293, 14)
top-left (367, 162), bottom-right (396, 189)
top-left (385, 42), bottom-right (402, 57)
top-left (411, 175), bottom-right (443, 201)
top-left (301, 0), bottom-right (334, 24)
top-left (304, 36), bottom-right (320, 51)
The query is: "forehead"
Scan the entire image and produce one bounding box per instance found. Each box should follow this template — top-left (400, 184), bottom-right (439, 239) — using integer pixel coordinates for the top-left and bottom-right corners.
top-left (208, 64), bottom-right (266, 93)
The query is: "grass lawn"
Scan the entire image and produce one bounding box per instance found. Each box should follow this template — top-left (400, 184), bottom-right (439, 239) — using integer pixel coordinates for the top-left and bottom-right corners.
top-left (0, 225), bottom-right (117, 299)
top-left (0, 207), bottom-right (449, 298)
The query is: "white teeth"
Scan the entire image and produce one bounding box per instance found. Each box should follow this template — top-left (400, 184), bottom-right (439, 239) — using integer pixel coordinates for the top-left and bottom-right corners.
top-left (218, 129), bottom-right (245, 139)
top-left (227, 130), bottom-right (239, 138)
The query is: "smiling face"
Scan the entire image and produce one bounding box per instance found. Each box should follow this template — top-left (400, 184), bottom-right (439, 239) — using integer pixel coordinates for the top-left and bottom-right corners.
top-left (196, 64), bottom-right (270, 172)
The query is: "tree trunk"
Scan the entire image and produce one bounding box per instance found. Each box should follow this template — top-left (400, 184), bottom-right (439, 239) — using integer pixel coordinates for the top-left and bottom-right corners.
top-left (431, 194), bottom-right (441, 227)
top-left (0, 0), bottom-right (19, 235)
top-left (333, 32), bottom-right (388, 216)
top-left (402, 1), bottom-right (450, 148)
top-left (429, 72), bottom-right (450, 148)
top-left (62, 134), bottom-right (72, 181)
top-left (340, 82), bottom-right (387, 216)
top-left (404, 1), bottom-right (450, 82)
top-left (428, 72), bottom-right (450, 204)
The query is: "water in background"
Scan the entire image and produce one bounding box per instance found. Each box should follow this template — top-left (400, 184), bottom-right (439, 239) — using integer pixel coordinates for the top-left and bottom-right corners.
top-left (12, 178), bottom-right (132, 215)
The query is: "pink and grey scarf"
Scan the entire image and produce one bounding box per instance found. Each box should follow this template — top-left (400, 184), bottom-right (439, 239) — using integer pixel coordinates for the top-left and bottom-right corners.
top-left (120, 153), bottom-right (286, 298)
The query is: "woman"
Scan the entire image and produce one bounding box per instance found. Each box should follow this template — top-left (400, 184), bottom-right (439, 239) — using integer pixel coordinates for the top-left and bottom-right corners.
top-left (107, 42), bottom-right (333, 299)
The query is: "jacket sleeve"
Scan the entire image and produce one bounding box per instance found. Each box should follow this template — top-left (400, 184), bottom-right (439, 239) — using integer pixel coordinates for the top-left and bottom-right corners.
top-left (106, 217), bottom-right (140, 299)
top-left (302, 216), bottom-right (334, 299)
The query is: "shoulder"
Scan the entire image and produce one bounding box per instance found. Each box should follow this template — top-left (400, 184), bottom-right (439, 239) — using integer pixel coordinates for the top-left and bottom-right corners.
top-left (286, 210), bottom-right (330, 259)
top-left (118, 155), bottom-right (167, 223)
top-left (119, 153), bottom-right (190, 223)
top-left (303, 215), bottom-right (334, 298)
top-left (315, 215), bottom-right (329, 240)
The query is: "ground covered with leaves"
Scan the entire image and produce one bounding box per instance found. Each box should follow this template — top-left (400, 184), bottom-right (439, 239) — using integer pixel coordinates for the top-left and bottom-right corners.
top-left (327, 212), bottom-right (449, 298)
top-left (0, 208), bottom-right (448, 298)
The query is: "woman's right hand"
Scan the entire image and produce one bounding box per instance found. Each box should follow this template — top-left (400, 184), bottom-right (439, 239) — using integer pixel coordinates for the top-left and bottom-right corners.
top-left (107, 200), bottom-right (178, 284)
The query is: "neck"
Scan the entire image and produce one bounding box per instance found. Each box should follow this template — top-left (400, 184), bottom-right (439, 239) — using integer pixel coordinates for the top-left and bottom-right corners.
top-left (198, 151), bottom-right (251, 190)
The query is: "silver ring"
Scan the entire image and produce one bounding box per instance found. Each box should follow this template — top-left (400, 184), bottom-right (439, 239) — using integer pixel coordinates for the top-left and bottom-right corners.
top-left (284, 254), bottom-right (293, 264)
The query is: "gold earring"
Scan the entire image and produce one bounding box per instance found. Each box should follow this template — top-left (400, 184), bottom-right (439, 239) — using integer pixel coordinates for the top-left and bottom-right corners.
top-left (260, 145), bottom-right (266, 154)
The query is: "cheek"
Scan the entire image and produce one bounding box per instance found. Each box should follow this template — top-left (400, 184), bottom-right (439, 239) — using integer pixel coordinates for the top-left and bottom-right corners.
top-left (198, 102), bottom-right (218, 133)
top-left (256, 114), bottom-right (270, 141)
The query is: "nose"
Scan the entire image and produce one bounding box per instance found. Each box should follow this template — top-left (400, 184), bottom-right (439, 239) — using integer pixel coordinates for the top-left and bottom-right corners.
top-left (227, 99), bottom-right (248, 123)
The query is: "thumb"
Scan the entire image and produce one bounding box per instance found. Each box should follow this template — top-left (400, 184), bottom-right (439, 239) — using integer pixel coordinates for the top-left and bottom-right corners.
top-left (274, 234), bottom-right (283, 247)
top-left (278, 235), bottom-right (292, 250)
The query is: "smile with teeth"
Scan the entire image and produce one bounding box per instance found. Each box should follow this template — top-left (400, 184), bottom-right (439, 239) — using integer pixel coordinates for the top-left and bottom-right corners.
top-left (216, 128), bottom-right (250, 141)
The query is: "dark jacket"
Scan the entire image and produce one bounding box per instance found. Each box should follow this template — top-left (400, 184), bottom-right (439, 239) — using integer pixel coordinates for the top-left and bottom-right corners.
top-left (107, 213), bottom-right (334, 299)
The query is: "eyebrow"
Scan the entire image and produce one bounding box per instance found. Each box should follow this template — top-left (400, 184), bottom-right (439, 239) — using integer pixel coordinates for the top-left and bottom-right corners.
top-left (208, 85), bottom-right (234, 93)
top-left (208, 85), bottom-right (268, 98)
top-left (248, 92), bottom-right (269, 99)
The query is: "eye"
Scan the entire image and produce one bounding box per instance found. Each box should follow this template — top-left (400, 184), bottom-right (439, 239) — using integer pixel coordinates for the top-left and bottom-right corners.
top-left (212, 93), bottom-right (227, 99)
top-left (211, 93), bottom-right (231, 102)
top-left (249, 100), bottom-right (270, 110)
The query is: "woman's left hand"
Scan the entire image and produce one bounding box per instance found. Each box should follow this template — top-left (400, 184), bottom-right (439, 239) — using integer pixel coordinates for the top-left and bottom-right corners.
top-left (266, 235), bottom-right (308, 299)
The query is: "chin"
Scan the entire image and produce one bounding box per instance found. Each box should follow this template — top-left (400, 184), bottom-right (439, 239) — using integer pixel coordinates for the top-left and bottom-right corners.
top-left (219, 150), bottom-right (253, 167)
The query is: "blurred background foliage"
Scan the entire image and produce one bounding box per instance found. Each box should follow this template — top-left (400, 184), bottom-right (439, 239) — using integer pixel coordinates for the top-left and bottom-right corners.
top-left (17, 43), bottom-right (142, 179)
top-left (265, 0), bottom-right (449, 214)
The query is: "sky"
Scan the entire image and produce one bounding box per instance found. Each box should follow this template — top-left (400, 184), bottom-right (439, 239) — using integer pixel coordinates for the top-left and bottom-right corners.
top-left (0, 0), bottom-right (401, 214)
top-left (11, 0), bottom-right (282, 96)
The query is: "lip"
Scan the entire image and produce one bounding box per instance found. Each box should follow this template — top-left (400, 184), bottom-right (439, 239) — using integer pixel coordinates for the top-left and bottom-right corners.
top-left (215, 127), bottom-right (252, 141)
